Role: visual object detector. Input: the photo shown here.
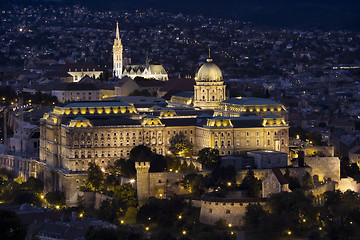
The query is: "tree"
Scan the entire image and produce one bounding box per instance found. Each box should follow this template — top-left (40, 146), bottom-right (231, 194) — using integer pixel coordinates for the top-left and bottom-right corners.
top-left (130, 145), bottom-right (166, 172)
top-left (169, 133), bottom-right (193, 157)
top-left (113, 184), bottom-right (138, 208)
top-left (21, 177), bottom-right (44, 193)
top-left (150, 230), bottom-right (176, 240)
top-left (0, 209), bottom-right (27, 240)
top-left (137, 198), bottom-right (186, 228)
top-left (87, 162), bottom-right (104, 191)
top-left (45, 190), bottom-right (65, 207)
top-left (181, 173), bottom-right (206, 198)
top-left (198, 148), bottom-right (221, 169)
top-left (211, 165), bottom-right (237, 188)
top-left (283, 168), bottom-right (300, 190)
top-left (245, 203), bottom-right (266, 227)
top-left (302, 172), bottom-right (314, 189)
top-left (241, 169), bottom-right (262, 198)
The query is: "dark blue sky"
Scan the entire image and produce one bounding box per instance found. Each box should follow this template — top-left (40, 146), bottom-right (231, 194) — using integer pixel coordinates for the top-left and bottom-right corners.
top-left (85, 0), bottom-right (360, 29)
top-left (4, 0), bottom-right (360, 29)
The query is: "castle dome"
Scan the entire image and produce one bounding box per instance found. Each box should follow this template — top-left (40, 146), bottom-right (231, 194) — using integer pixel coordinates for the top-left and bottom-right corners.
top-left (196, 59), bottom-right (223, 82)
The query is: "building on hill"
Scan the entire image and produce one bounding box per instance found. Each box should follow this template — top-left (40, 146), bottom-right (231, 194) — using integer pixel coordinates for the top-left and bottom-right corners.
top-left (349, 145), bottom-right (360, 166)
top-left (65, 62), bottom-right (103, 82)
top-left (113, 22), bottom-right (168, 81)
top-left (114, 77), bottom-right (140, 97)
top-left (262, 168), bottom-right (291, 198)
top-left (51, 83), bottom-right (99, 103)
top-left (37, 97), bottom-right (289, 205)
top-left (158, 77), bottom-right (196, 98)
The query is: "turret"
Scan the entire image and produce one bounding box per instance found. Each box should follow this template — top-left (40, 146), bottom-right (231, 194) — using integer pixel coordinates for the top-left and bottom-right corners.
top-left (135, 161), bottom-right (150, 203)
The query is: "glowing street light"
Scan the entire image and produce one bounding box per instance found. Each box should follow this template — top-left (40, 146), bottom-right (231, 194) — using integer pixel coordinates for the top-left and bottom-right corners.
top-left (145, 227), bottom-right (149, 231)
top-left (182, 230), bottom-right (186, 235)
top-left (178, 215), bottom-right (182, 219)
top-left (288, 231), bottom-right (292, 235)
top-left (55, 205), bottom-right (60, 210)
top-left (227, 182), bottom-right (231, 186)
top-left (120, 220), bottom-right (124, 224)
top-left (228, 223), bottom-right (232, 228)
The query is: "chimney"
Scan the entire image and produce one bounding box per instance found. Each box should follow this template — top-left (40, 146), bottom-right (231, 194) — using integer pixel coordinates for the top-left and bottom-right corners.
top-left (298, 151), bottom-right (304, 167)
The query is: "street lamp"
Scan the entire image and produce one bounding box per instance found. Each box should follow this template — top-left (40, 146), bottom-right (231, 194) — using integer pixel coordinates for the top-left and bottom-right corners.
top-left (182, 230), bottom-right (186, 235)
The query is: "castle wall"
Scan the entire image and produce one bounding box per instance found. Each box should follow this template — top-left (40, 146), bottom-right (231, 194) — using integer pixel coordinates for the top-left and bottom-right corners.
top-left (148, 171), bottom-right (187, 198)
top-left (199, 200), bottom-right (264, 227)
top-left (0, 153), bottom-right (42, 180)
top-left (305, 146), bottom-right (334, 157)
top-left (337, 177), bottom-right (360, 193)
top-left (236, 167), bottom-right (311, 184)
top-left (304, 157), bottom-right (340, 181)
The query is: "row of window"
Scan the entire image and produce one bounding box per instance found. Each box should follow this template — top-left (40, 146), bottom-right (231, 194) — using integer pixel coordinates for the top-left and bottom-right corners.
top-left (73, 129), bottom-right (194, 139)
top-left (73, 138), bottom-right (163, 147)
top-left (73, 148), bottom-right (164, 159)
top-left (215, 138), bottom-right (286, 148)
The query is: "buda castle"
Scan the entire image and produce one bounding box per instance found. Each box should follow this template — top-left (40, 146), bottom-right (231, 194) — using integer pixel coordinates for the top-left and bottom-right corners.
top-left (38, 49), bottom-right (289, 204)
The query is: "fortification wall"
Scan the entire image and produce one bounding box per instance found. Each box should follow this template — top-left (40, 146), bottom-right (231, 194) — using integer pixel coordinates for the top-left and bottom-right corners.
top-left (337, 177), bottom-right (360, 193)
top-left (58, 171), bottom-right (87, 206)
top-left (200, 200), bottom-right (264, 227)
top-left (149, 171), bottom-right (187, 198)
top-left (83, 192), bottom-right (112, 209)
top-left (236, 167), bottom-right (311, 183)
top-left (304, 146), bottom-right (334, 157)
top-left (0, 153), bottom-right (41, 180)
top-left (304, 157), bottom-right (340, 181)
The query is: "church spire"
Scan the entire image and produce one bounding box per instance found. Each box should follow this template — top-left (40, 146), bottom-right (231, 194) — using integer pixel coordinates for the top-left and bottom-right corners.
top-left (113, 21), bottom-right (123, 78)
top-left (116, 21), bottom-right (120, 40)
top-left (207, 47), bottom-right (213, 62)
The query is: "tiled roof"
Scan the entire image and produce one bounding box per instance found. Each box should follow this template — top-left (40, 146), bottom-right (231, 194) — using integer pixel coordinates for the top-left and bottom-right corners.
top-left (59, 100), bottom-right (131, 108)
top-left (172, 91), bottom-right (194, 98)
top-left (222, 97), bottom-right (282, 106)
top-left (272, 168), bottom-right (289, 185)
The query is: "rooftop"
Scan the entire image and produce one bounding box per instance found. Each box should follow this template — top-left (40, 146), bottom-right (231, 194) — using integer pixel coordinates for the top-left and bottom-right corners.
top-left (222, 97), bottom-right (283, 106)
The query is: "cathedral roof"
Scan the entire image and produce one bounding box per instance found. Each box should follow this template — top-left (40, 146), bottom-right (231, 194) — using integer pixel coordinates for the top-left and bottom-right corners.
top-left (123, 64), bottom-right (167, 75)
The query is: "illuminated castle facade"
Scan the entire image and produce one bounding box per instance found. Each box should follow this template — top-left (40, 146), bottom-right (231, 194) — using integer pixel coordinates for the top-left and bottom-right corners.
top-left (113, 23), bottom-right (168, 81)
top-left (39, 58), bottom-right (289, 205)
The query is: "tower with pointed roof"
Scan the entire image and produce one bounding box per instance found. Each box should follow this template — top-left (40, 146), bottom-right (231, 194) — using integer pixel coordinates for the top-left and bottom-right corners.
top-left (113, 22), bottom-right (123, 78)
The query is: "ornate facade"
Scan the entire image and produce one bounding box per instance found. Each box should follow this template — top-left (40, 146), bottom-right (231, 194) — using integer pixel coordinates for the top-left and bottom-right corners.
top-left (38, 55), bottom-right (290, 205)
top-left (113, 22), bottom-right (123, 78)
top-left (113, 23), bottom-right (168, 81)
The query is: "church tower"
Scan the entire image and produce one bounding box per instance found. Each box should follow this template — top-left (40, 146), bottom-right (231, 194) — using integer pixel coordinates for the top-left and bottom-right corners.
top-left (113, 22), bottom-right (123, 78)
top-left (194, 53), bottom-right (226, 109)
